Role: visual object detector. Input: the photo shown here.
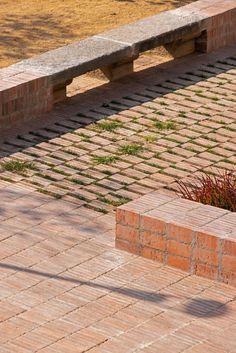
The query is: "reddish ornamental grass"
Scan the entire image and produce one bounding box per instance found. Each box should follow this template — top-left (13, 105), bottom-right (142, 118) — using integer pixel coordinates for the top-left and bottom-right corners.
top-left (177, 170), bottom-right (236, 212)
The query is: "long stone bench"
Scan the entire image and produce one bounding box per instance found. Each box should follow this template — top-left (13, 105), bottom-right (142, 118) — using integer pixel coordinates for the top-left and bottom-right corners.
top-left (0, 0), bottom-right (235, 129)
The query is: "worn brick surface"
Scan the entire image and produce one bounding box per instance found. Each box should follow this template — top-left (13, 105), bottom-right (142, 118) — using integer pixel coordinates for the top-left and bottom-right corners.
top-left (0, 46), bottom-right (236, 352)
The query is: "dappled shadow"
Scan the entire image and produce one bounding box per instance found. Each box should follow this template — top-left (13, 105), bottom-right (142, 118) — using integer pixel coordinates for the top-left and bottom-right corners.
top-left (0, 13), bottom-right (77, 67)
top-left (0, 0), bottom-right (195, 68)
top-left (116, 0), bottom-right (194, 7)
top-left (145, 0), bottom-right (195, 6)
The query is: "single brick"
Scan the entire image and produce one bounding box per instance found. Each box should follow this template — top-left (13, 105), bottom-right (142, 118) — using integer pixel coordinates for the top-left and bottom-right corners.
top-left (194, 247), bottom-right (219, 267)
top-left (195, 263), bottom-right (218, 281)
top-left (167, 223), bottom-right (193, 243)
top-left (140, 215), bottom-right (166, 234)
top-left (167, 239), bottom-right (191, 258)
top-left (222, 255), bottom-right (236, 273)
top-left (116, 224), bottom-right (139, 243)
top-left (115, 238), bottom-right (140, 255)
top-left (140, 246), bottom-right (164, 263)
top-left (116, 208), bottom-right (140, 228)
top-left (222, 239), bottom-right (236, 256)
top-left (195, 231), bottom-right (219, 251)
top-left (167, 254), bottom-right (191, 272)
top-left (220, 270), bottom-right (236, 287)
top-left (140, 230), bottom-right (166, 251)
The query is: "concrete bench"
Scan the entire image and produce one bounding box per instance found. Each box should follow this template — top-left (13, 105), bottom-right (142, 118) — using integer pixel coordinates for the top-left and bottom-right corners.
top-left (0, 0), bottom-right (235, 128)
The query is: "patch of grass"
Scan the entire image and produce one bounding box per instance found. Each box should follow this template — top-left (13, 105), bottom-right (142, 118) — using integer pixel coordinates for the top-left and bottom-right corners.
top-left (95, 120), bottom-right (123, 132)
top-left (178, 111), bottom-right (187, 118)
top-left (92, 155), bottom-right (119, 165)
top-left (219, 120), bottom-right (226, 125)
top-left (85, 204), bottom-right (109, 214)
top-left (77, 133), bottom-right (91, 142)
top-left (160, 100), bottom-right (168, 106)
top-left (144, 135), bottom-right (157, 143)
top-left (99, 196), bottom-right (131, 207)
top-left (225, 126), bottom-right (236, 132)
top-left (118, 143), bottom-right (144, 156)
top-left (222, 159), bottom-right (236, 165)
top-left (154, 110), bottom-right (163, 116)
top-left (153, 120), bottom-right (177, 131)
top-left (1, 160), bottom-right (35, 173)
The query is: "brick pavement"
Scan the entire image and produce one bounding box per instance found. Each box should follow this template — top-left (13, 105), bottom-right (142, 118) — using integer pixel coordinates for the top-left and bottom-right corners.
top-left (0, 46), bottom-right (236, 352)
top-left (0, 47), bottom-right (235, 213)
top-left (0, 183), bottom-right (236, 352)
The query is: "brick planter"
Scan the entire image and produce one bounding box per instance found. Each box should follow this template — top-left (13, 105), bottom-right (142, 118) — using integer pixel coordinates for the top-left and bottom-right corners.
top-left (116, 192), bottom-right (236, 287)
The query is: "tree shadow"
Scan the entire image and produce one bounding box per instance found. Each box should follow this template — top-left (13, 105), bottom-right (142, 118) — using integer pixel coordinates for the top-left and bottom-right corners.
top-left (145, 0), bottom-right (195, 7)
top-left (0, 13), bottom-right (77, 67)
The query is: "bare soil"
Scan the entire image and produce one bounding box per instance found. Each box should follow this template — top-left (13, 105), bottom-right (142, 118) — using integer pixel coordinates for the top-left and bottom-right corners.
top-left (0, 0), bottom-right (195, 68)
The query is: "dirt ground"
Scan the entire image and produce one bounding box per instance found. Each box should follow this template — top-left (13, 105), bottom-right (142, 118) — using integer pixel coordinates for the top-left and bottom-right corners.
top-left (0, 0), bottom-right (195, 68)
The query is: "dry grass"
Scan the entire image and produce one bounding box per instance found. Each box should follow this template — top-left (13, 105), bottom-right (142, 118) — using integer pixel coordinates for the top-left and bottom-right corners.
top-left (0, 0), bottom-right (195, 68)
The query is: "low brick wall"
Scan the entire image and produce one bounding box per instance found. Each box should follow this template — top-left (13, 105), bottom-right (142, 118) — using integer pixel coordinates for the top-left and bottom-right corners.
top-left (0, 69), bottom-right (52, 130)
top-left (116, 192), bottom-right (236, 287)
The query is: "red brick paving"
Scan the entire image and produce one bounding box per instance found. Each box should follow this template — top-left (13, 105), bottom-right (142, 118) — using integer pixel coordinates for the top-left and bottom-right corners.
top-left (0, 46), bottom-right (236, 352)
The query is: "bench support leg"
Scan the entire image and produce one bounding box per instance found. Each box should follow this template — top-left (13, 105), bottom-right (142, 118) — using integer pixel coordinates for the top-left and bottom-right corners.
top-left (101, 56), bottom-right (138, 81)
top-left (164, 31), bottom-right (202, 58)
top-left (53, 79), bottom-right (73, 103)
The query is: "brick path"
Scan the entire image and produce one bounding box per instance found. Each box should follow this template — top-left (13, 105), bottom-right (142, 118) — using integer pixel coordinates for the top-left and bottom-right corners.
top-left (0, 48), bottom-right (235, 213)
top-left (0, 46), bottom-right (236, 352)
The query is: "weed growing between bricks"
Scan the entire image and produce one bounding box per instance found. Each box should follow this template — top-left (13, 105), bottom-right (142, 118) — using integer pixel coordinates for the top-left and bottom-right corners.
top-left (92, 155), bottom-right (120, 165)
top-left (1, 160), bottom-right (36, 173)
top-left (0, 55), bottom-right (235, 214)
top-left (118, 144), bottom-right (145, 156)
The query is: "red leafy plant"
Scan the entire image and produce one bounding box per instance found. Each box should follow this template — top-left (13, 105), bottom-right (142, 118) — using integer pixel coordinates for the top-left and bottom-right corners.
top-left (177, 170), bottom-right (236, 212)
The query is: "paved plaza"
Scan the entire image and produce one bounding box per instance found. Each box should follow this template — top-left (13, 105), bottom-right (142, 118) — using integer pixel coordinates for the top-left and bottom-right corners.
top-left (0, 46), bottom-right (235, 352)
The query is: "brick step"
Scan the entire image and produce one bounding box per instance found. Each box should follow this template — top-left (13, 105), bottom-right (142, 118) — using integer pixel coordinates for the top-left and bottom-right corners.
top-left (116, 191), bottom-right (236, 287)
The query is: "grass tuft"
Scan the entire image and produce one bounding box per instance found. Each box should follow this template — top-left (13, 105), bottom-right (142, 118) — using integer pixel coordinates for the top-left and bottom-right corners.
top-left (99, 196), bottom-right (131, 207)
top-left (95, 120), bottom-right (123, 132)
top-left (118, 143), bottom-right (144, 156)
top-left (1, 160), bottom-right (35, 173)
top-left (144, 135), bottom-right (157, 143)
top-left (92, 155), bottom-right (119, 165)
top-left (153, 120), bottom-right (177, 131)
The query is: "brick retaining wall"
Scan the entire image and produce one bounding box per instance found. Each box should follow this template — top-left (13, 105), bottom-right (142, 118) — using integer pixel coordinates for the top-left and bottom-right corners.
top-left (0, 69), bottom-right (52, 129)
top-left (116, 192), bottom-right (236, 287)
